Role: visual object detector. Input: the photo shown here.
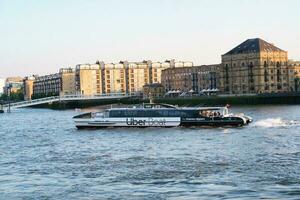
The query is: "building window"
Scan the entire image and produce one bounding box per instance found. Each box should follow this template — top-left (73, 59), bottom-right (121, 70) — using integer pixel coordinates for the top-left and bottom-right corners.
top-left (264, 70), bottom-right (268, 82)
top-left (265, 85), bottom-right (269, 90)
top-left (276, 62), bottom-right (280, 68)
top-left (225, 64), bottom-right (229, 85)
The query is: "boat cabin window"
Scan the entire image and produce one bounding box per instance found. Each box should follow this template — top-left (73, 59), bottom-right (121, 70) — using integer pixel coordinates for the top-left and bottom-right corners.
top-left (108, 109), bottom-right (199, 118)
top-left (104, 111), bottom-right (109, 118)
top-left (94, 112), bottom-right (104, 118)
top-left (199, 110), bottom-right (222, 117)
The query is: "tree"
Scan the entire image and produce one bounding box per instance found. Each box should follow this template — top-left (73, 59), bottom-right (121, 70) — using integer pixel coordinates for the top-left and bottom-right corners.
top-left (0, 89), bottom-right (24, 102)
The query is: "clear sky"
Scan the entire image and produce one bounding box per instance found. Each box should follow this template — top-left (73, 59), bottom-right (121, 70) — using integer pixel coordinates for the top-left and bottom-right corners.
top-left (1, 0), bottom-right (300, 77)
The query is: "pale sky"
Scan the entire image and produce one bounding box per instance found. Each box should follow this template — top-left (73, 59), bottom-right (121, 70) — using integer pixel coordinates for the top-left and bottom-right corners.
top-left (1, 0), bottom-right (300, 78)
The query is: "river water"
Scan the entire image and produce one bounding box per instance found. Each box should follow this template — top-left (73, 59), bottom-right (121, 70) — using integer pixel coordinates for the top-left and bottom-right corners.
top-left (0, 105), bottom-right (299, 199)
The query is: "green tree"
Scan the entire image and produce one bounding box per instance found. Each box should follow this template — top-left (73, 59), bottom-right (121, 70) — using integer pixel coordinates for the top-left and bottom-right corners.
top-left (0, 89), bottom-right (24, 101)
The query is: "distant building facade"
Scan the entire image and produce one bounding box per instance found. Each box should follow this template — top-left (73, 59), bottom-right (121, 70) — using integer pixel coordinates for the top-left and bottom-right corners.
top-left (33, 73), bottom-right (61, 98)
top-left (288, 60), bottom-right (300, 92)
top-left (75, 60), bottom-right (193, 95)
top-left (32, 68), bottom-right (76, 98)
top-left (75, 64), bottom-right (104, 96)
top-left (127, 61), bottom-right (150, 93)
top-left (0, 78), bottom-right (5, 94)
top-left (143, 83), bottom-right (165, 99)
top-left (220, 38), bottom-right (290, 94)
top-left (3, 77), bottom-right (23, 95)
top-left (161, 65), bottom-right (220, 93)
top-left (60, 68), bottom-right (76, 95)
top-left (23, 76), bottom-right (36, 100)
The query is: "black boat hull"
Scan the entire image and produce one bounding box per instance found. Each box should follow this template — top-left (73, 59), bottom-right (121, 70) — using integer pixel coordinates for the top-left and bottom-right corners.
top-left (180, 117), bottom-right (245, 127)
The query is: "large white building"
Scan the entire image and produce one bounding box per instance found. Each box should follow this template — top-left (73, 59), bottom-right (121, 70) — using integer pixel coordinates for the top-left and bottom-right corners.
top-left (0, 78), bottom-right (5, 94)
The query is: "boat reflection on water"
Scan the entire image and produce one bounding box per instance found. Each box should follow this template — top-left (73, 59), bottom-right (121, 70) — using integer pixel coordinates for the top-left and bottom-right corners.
top-left (73, 103), bottom-right (252, 129)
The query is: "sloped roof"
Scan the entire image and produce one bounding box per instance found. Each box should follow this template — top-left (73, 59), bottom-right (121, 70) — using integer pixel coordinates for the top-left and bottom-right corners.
top-left (223, 38), bottom-right (286, 55)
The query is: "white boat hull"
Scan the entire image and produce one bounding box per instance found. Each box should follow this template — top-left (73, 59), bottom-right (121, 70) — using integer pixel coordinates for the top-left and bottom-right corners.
top-left (75, 117), bottom-right (181, 128)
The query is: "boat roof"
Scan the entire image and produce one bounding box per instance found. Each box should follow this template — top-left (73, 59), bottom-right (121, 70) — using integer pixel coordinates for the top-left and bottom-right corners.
top-left (107, 106), bottom-right (225, 111)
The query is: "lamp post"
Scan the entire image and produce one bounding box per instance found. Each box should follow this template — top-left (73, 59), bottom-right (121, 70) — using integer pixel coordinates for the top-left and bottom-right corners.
top-left (0, 100), bottom-right (4, 113)
top-left (7, 83), bottom-right (12, 113)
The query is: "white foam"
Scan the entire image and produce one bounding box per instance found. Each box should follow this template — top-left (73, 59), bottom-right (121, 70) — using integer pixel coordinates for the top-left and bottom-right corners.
top-left (222, 129), bottom-right (231, 134)
top-left (253, 118), bottom-right (298, 128)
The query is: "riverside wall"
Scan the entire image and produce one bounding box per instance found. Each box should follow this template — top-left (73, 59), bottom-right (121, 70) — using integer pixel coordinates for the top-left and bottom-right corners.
top-left (155, 93), bottom-right (300, 106)
top-left (30, 93), bottom-right (300, 109)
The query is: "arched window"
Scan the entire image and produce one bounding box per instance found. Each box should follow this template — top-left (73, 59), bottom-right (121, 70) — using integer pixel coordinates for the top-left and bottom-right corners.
top-left (249, 62), bottom-right (254, 83)
top-left (225, 64), bottom-right (229, 85)
top-left (249, 62), bottom-right (254, 69)
top-left (276, 62), bottom-right (280, 68)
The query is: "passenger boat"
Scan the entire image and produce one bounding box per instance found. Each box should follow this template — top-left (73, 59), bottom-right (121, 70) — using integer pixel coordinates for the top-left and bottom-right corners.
top-left (73, 104), bottom-right (252, 129)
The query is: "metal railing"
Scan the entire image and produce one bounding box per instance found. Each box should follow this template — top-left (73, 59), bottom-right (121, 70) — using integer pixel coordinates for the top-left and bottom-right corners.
top-left (3, 93), bottom-right (137, 109)
top-left (3, 96), bottom-right (60, 109)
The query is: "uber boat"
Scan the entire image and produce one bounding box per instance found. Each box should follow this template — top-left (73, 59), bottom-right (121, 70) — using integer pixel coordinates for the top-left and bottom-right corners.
top-left (73, 104), bottom-right (252, 129)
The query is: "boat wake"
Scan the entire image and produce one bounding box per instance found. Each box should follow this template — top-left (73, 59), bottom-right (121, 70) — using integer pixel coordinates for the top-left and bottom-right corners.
top-left (253, 118), bottom-right (300, 128)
